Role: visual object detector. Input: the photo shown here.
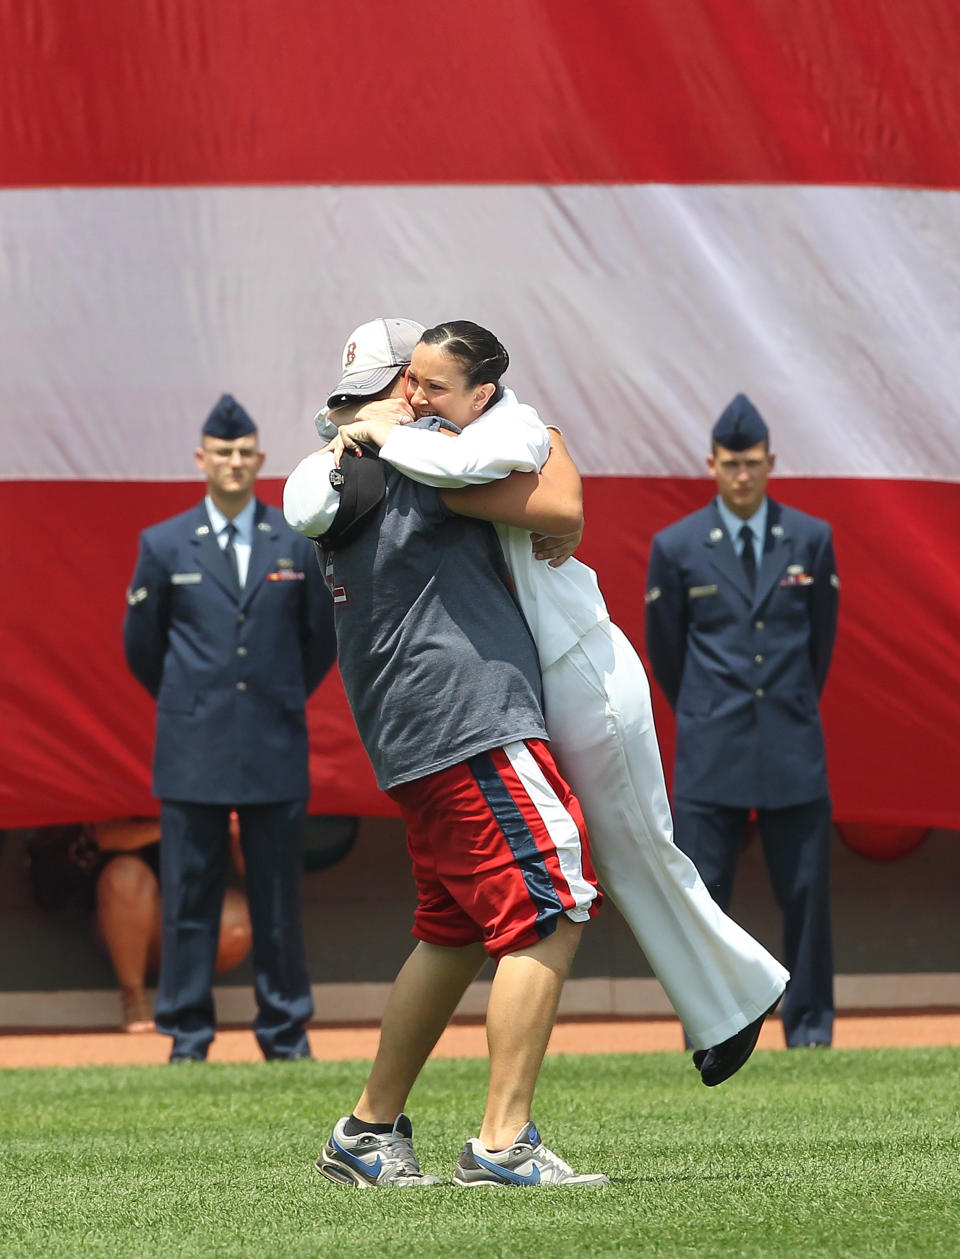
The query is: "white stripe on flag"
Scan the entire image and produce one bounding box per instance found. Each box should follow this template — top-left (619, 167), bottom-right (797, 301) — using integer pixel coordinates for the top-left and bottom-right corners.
top-left (2, 185), bottom-right (959, 483)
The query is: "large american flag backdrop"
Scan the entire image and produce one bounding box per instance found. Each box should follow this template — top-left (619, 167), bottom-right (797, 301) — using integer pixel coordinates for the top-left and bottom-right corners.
top-left (2, 1), bottom-right (959, 843)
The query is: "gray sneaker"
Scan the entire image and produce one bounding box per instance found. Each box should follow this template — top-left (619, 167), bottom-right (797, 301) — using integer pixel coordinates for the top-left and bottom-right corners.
top-left (453, 1121), bottom-right (609, 1188)
top-left (316, 1113), bottom-right (442, 1188)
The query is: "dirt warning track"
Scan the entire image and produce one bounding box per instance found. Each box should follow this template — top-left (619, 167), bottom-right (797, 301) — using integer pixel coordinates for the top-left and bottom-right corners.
top-left (2, 1012), bottom-right (959, 1069)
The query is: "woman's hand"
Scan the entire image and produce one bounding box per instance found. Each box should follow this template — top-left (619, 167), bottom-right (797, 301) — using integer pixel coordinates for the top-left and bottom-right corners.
top-left (323, 399), bottom-right (415, 464)
top-left (531, 524), bottom-right (583, 568)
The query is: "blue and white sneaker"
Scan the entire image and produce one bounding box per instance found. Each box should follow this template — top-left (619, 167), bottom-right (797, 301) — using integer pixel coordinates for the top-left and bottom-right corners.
top-left (316, 1113), bottom-right (442, 1188)
top-left (453, 1122), bottom-right (609, 1188)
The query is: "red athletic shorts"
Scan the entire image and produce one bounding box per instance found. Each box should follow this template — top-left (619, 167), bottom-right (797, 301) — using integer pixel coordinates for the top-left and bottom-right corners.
top-left (386, 739), bottom-right (601, 960)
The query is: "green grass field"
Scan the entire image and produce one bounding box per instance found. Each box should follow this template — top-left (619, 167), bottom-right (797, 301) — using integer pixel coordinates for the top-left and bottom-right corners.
top-left (2, 1047), bottom-right (958, 1258)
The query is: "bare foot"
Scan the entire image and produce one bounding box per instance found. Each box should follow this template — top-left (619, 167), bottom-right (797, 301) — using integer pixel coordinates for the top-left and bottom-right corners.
top-left (121, 989), bottom-right (155, 1034)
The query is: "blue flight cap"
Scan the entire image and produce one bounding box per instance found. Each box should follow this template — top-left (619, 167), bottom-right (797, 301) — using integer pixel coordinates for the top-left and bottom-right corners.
top-left (711, 394), bottom-right (769, 451)
top-left (202, 394), bottom-right (257, 440)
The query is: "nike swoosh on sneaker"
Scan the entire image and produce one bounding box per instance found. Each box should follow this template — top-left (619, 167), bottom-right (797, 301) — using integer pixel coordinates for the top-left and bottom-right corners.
top-left (473, 1154), bottom-right (541, 1186)
top-left (332, 1137), bottom-right (382, 1179)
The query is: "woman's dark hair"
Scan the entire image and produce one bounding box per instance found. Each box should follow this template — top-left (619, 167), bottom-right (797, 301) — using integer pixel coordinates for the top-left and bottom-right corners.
top-left (419, 321), bottom-right (510, 389)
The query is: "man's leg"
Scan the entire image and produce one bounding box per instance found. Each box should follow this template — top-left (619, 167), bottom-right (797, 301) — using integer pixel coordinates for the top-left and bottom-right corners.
top-left (321, 739), bottom-right (603, 1188)
top-left (452, 912), bottom-right (609, 1187)
top-left (237, 799), bottom-right (313, 1060)
top-left (480, 915), bottom-right (581, 1150)
top-left (671, 798), bottom-right (750, 912)
top-left (354, 940), bottom-right (487, 1123)
top-left (155, 801), bottom-right (229, 1060)
top-left (316, 939), bottom-right (485, 1188)
top-left (758, 799), bottom-right (834, 1047)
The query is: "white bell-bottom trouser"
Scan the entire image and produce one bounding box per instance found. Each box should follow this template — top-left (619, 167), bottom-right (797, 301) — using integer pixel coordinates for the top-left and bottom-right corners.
top-left (542, 620), bottom-right (788, 1049)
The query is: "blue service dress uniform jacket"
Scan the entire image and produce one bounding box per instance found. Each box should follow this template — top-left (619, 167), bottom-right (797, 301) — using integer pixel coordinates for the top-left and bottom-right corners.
top-left (124, 499), bottom-right (336, 804)
top-left (644, 498), bottom-right (838, 809)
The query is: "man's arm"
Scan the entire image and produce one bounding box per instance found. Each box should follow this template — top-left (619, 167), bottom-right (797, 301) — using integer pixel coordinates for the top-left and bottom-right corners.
top-left (122, 534), bottom-right (170, 697)
top-left (283, 451), bottom-right (341, 539)
top-left (644, 534), bottom-right (688, 709)
top-left (808, 525), bottom-right (840, 695)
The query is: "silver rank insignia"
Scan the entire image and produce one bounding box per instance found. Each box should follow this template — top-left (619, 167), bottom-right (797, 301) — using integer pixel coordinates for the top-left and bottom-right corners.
top-left (126, 585), bottom-right (148, 606)
top-left (195, 524), bottom-right (210, 536)
top-left (645, 586), bottom-right (662, 604)
top-left (830, 573), bottom-right (841, 589)
top-left (771, 524), bottom-right (784, 537)
top-left (709, 528), bottom-right (723, 542)
top-left (257, 521), bottom-right (272, 532)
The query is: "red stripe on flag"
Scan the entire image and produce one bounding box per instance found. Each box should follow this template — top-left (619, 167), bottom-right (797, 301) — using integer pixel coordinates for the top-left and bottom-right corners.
top-left (2, 0), bottom-right (960, 187)
top-left (1, 476), bottom-right (958, 838)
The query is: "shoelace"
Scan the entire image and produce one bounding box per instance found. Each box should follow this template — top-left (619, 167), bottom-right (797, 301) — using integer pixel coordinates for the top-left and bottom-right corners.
top-left (527, 1142), bottom-right (576, 1177)
top-left (379, 1134), bottom-right (422, 1175)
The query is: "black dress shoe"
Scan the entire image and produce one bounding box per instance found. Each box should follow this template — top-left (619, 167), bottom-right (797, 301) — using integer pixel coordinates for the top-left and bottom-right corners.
top-left (698, 999), bottom-right (779, 1087)
top-left (692, 1049), bottom-right (707, 1069)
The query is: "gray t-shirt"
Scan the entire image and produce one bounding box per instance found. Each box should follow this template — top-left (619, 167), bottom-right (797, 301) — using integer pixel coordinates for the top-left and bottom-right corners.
top-left (323, 435), bottom-right (546, 790)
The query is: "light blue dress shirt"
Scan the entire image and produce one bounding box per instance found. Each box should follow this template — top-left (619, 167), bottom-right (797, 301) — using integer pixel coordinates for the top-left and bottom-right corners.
top-left (716, 495), bottom-right (768, 569)
top-left (205, 495), bottom-right (255, 587)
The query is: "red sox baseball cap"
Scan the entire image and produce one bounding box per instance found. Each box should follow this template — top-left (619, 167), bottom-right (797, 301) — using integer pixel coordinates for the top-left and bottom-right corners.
top-left (325, 317), bottom-right (425, 411)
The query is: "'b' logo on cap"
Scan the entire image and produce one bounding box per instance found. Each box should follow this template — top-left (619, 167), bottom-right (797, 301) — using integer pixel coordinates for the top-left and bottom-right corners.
top-left (345, 341), bottom-right (357, 366)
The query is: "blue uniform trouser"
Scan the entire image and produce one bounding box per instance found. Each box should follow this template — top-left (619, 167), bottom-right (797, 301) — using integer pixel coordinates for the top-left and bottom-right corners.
top-left (156, 799), bottom-right (313, 1060)
top-left (672, 796), bottom-right (834, 1047)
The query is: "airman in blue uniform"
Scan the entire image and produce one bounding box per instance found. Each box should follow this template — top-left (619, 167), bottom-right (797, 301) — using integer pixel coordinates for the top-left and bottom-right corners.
top-left (123, 395), bottom-right (336, 1061)
top-left (645, 395), bottom-right (839, 1047)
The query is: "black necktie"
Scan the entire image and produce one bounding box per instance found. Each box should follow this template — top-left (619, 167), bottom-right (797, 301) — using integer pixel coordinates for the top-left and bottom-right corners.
top-left (738, 523), bottom-right (757, 588)
top-left (224, 522), bottom-right (241, 588)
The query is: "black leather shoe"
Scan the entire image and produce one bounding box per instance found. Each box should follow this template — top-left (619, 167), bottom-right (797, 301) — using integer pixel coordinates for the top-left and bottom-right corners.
top-left (698, 999), bottom-right (780, 1087)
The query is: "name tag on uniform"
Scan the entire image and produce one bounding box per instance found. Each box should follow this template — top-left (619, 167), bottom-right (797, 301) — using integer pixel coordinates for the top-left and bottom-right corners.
top-left (171, 572), bottom-right (203, 585)
top-left (688, 584), bottom-right (718, 599)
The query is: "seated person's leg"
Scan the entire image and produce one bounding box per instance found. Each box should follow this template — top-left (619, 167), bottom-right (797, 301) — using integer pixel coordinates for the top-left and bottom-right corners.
top-left (95, 854), bottom-right (159, 1033)
top-left (215, 886), bottom-right (252, 973)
